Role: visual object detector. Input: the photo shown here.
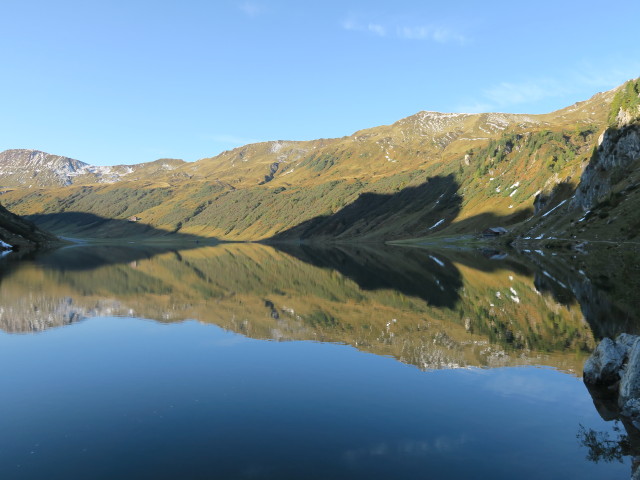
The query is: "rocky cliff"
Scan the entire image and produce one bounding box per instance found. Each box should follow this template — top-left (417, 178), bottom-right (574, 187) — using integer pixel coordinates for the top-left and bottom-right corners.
top-left (573, 88), bottom-right (640, 211)
top-left (510, 79), bottom-right (640, 244)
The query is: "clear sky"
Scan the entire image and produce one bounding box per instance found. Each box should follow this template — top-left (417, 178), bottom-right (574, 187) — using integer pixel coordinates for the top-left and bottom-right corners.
top-left (1, 0), bottom-right (639, 166)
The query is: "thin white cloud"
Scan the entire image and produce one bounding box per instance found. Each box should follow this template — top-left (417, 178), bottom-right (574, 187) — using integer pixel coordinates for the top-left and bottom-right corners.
top-left (239, 2), bottom-right (263, 17)
top-left (368, 23), bottom-right (387, 37)
top-left (342, 20), bottom-right (387, 37)
top-left (571, 62), bottom-right (640, 89)
top-left (397, 26), bottom-right (466, 45)
top-left (454, 63), bottom-right (640, 113)
top-left (342, 18), bottom-right (465, 44)
top-left (483, 79), bottom-right (569, 108)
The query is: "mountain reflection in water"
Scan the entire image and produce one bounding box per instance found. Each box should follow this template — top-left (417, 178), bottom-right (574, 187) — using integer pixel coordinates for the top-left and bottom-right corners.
top-left (2, 243), bottom-right (639, 479)
top-left (1, 243), bottom-right (636, 374)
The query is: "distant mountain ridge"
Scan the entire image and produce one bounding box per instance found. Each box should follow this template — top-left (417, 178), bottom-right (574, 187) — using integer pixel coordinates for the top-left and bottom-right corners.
top-left (1, 89), bottom-right (613, 190)
top-left (0, 149), bottom-right (186, 189)
top-left (0, 80), bottom-right (637, 243)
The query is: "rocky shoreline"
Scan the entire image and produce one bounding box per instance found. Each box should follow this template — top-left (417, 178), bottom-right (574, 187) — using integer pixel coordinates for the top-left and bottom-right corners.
top-left (584, 334), bottom-right (640, 479)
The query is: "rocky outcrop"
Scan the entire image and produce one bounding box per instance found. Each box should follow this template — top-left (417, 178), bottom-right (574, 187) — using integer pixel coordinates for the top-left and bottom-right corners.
top-left (259, 161), bottom-right (280, 184)
top-left (584, 336), bottom-right (629, 385)
top-left (585, 334), bottom-right (640, 414)
top-left (533, 193), bottom-right (548, 214)
top-left (573, 122), bottom-right (640, 210)
top-left (584, 334), bottom-right (640, 479)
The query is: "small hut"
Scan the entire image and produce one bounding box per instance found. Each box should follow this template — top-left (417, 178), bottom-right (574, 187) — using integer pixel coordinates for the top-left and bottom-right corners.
top-left (482, 226), bottom-right (508, 237)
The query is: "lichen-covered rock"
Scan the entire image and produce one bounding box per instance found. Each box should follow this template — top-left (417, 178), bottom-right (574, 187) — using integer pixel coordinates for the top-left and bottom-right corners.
top-left (618, 333), bottom-right (640, 351)
top-left (620, 341), bottom-right (640, 412)
top-left (584, 337), bottom-right (628, 385)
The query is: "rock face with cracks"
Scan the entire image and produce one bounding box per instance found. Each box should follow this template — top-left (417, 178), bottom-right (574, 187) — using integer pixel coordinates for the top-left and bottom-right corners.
top-left (572, 122), bottom-right (640, 211)
top-left (585, 334), bottom-right (640, 418)
top-left (584, 336), bottom-right (632, 386)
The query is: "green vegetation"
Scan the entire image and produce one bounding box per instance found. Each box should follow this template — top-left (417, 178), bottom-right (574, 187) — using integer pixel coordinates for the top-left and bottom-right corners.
top-left (608, 78), bottom-right (640, 126)
top-left (299, 153), bottom-right (340, 172)
top-left (471, 130), bottom-right (588, 178)
top-left (0, 81), bottom-right (624, 242)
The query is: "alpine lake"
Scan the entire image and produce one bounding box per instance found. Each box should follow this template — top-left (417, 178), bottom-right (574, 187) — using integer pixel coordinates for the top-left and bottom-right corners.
top-left (1, 241), bottom-right (638, 479)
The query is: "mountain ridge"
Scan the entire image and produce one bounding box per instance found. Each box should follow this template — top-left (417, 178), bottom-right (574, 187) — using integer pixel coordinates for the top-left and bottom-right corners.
top-left (0, 80), bottom-right (635, 242)
top-left (0, 149), bottom-right (186, 189)
top-left (1, 86), bottom-right (617, 181)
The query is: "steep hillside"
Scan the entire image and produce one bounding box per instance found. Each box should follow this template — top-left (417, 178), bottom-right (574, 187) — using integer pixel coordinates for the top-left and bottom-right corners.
top-left (0, 202), bottom-right (56, 251)
top-left (0, 83), bottom-right (625, 241)
top-left (510, 78), bottom-right (640, 244)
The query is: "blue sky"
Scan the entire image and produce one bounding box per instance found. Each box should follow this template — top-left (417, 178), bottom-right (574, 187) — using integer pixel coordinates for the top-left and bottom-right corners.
top-left (1, 0), bottom-right (639, 166)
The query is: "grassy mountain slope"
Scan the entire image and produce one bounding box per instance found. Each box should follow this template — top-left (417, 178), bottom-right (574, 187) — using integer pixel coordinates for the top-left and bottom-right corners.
top-left (0, 84), bottom-right (625, 241)
top-left (509, 78), bottom-right (640, 245)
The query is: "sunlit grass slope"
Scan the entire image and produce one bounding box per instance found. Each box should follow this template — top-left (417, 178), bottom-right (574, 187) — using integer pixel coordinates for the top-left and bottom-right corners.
top-left (0, 86), bottom-right (619, 241)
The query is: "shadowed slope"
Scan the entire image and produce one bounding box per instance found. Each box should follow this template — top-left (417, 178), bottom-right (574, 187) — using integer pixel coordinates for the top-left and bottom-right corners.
top-left (0, 85), bottom-right (619, 242)
top-left (269, 173), bottom-right (534, 242)
top-left (0, 203), bottom-right (56, 250)
top-left (26, 211), bottom-right (219, 242)
top-left (270, 175), bottom-right (463, 242)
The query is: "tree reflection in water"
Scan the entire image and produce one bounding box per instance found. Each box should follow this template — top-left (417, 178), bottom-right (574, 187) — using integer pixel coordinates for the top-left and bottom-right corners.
top-left (579, 381), bottom-right (640, 477)
top-left (577, 422), bottom-right (629, 463)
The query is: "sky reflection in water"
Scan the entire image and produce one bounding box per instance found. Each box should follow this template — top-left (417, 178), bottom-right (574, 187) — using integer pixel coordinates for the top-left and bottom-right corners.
top-left (0, 245), bottom-right (632, 479)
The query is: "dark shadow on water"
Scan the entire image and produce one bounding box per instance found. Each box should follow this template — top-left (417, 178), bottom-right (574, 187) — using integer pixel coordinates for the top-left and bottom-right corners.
top-left (2, 228), bottom-right (640, 348)
top-left (414, 246), bottom-right (534, 276)
top-left (274, 243), bottom-right (464, 308)
top-left (275, 241), bottom-right (640, 341)
top-left (30, 244), bottom-right (192, 271)
top-left (9, 212), bottom-right (218, 271)
top-left (451, 244), bottom-right (640, 339)
top-left (1, 238), bottom-right (639, 383)
top-left (520, 248), bottom-right (640, 339)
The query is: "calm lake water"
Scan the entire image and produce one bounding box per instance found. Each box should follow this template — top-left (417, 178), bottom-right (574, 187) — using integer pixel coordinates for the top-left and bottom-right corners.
top-left (0, 243), bottom-right (636, 479)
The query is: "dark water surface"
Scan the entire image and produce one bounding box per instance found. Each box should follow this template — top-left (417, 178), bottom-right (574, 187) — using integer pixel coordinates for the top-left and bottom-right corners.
top-left (0, 244), bottom-right (636, 479)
